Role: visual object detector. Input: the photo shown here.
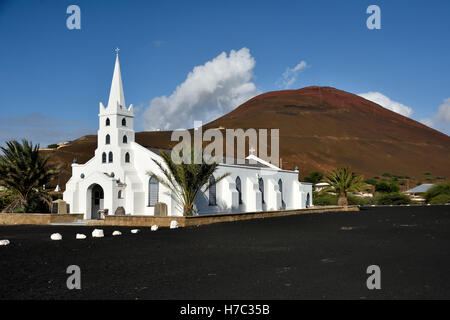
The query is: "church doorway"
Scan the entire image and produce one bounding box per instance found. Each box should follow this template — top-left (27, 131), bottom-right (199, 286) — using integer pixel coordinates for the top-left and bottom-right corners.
top-left (90, 184), bottom-right (104, 219)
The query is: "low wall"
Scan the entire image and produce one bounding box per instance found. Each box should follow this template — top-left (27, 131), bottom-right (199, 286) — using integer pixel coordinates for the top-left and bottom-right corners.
top-left (92, 205), bottom-right (359, 227)
top-left (0, 213), bottom-right (84, 225)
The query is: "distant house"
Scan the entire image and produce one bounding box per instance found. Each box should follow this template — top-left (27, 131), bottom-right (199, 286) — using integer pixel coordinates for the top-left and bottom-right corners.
top-left (314, 182), bottom-right (330, 192)
top-left (403, 184), bottom-right (435, 202)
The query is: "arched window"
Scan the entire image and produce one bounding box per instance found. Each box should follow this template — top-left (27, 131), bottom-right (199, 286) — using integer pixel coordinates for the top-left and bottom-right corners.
top-left (122, 118), bottom-right (126, 126)
top-left (259, 177), bottom-right (265, 204)
top-left (105, 134), bottom-right (110, 145)
top-left (278, 179), bottom-right (285, 208)
top-left (108, 152), bottom-right (113, 163)
top-left (118, 190), bottom-right (122, 199)
top-left (306, 193), bottom-right (311, 208)
top-left (123, 135), bottom-right (127, 144)
top-left (105, 118), bottom-right (110, 126)
top-left (148, 177), bottom-right (159, 206)
top-left (102, 152), bottom-right (106, 163)
top-left (125, 152), bottom-right (130, 163)
top-left (209, 176), bottom-right (216, 206)
top-left (236, 176), bottom-right (242, 204)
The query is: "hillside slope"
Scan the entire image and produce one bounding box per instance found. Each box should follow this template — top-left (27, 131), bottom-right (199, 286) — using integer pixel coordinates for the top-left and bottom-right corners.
top-left (44, 86), bottom-right (450, 188)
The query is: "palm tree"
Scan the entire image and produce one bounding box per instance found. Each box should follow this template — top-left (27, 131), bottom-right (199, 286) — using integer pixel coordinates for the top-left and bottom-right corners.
top-left (0, 140), bottom-right (58, 213)
top-left (324, 167), bottom-right (366, 206)
top-left (148, 151), bottom-right (229, 216)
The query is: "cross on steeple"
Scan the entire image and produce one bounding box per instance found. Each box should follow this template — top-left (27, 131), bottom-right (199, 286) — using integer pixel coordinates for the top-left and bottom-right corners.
top-left (114, 47), bottom-right (120, 56)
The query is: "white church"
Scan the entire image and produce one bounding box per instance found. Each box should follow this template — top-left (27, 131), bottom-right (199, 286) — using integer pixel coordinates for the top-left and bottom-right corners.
top-left (63, 54), bottom-right (313, 219)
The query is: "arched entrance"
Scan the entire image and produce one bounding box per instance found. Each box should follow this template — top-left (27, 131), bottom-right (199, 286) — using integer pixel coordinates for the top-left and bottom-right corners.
top-left (90, 184), bottom-right (104, 219)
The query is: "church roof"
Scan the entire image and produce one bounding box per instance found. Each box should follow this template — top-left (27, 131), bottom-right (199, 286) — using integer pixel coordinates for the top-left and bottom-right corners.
top-left (145, 147), bottom-right (270, 168)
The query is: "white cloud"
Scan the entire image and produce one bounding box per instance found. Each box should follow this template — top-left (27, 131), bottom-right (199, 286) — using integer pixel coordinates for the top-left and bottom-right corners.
top-left (279, 61), bottom-right (307, 89)
top-left (358, 92), bottom-right (414, 117)
top-left (142, 48), bottom-right (259, 130)
top-left (419, 98), bottom-right (450, 134)
top-left (436, 98), bottom-right (450, 123)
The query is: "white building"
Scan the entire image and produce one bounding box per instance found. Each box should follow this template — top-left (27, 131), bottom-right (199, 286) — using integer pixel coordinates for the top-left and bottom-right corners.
top-left (63, 55), bottom-right (313, 219)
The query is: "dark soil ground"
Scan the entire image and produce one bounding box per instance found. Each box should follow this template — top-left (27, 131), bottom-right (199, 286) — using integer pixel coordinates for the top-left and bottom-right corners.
top-left (1, 206), bottom-right (449, 300)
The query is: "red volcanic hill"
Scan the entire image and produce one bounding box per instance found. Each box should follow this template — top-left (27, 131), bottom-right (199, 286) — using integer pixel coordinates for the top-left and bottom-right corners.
top-left (44, 86), bottom-right (450, 188)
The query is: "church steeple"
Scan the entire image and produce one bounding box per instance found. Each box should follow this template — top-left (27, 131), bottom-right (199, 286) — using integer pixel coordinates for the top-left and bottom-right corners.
top-left (96, 50), bottom-right (135, 168)
top-left (107, 53), bottom-right (126, 111)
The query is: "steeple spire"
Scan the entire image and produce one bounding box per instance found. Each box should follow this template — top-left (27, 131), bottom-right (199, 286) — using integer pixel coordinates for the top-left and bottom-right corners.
top-left (107, 51), bottom-right (126, 111)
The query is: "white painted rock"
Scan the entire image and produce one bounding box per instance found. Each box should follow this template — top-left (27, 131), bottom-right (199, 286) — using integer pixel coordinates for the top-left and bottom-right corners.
top-left (151, 225), bottom-right (159, 231)
top-left (170, 220), bottom-right (179, 229)
top-left (112, 231), bottom-right (122, 236)
top-left (0, 239), bottom-right (10, 246)
top-left (76, 233), bottom-right (86, 239)
top-left (92, 229), bottom-right (104, 238)
top-left (131, 229), bottom-right (140, 234)
top-left (50, 233), bottom-right (62, 241)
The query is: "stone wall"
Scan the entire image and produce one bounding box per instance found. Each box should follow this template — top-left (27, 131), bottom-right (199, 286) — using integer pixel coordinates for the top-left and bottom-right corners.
top-left (0, 213), bottom-right (84, 225)
top-left (92, 205), bottom-right (359, 227)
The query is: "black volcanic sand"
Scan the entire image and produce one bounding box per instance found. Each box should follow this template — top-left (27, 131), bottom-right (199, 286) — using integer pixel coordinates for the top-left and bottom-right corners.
top-left (1, 206), bottom-right (449, 300)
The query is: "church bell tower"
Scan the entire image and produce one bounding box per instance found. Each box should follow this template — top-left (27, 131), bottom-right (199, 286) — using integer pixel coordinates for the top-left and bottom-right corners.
top-left (96, 50), bottom-right (135, 168)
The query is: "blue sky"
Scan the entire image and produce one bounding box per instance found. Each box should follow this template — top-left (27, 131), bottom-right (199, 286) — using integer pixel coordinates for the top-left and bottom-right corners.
top-left (0, 0), bottom-right (449, 146)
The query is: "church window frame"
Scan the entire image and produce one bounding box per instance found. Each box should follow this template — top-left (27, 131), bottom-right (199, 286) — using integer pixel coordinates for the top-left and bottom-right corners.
top-left (148, 177), bottom-right (159, 207)
top-left (209, 175), bottom-right (217, 206)
top-left (236, 176), bottom-right (243, 205)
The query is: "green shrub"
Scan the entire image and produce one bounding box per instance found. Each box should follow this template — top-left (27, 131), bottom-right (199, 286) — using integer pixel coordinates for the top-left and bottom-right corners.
top-left (424, 183), bottom-right (450, 203)
top-left (429, 194), bottom-right (450, 205)
top-left (347, 195), bottom-right (375, 205)
top-left (0, 191), bottom-right (13, 211)
top-left (313, 193), bottom-right (337, 206)
top-left (376, 193), bottom-right (411, 205)
top-left (375, 181), bottom-right (400, 193)
top-left (47, 144), bottom-right (58, 149)
top-left (304, 171), bottom-right (324, 185)
top-left (365, 178), bottom-right (377, 186)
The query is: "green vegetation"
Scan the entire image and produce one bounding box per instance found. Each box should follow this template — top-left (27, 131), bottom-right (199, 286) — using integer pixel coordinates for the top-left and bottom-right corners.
top-left (364, 178), bottom-right (377, 186)
top-left (148, 151), bottom-right (229, 216)
top-left (423, 172), bottom-right (431, 176)
top-left (347, 194), bottom-right (375, 206)
top-left (429, 194), bottom-right (450, 205)
top-left (424, 183), bottom-right (450, 204)
top-left (376, 193), bottom-right (411, 205)
top-left (313, 192), bottom-right (337, 206)
top-left (323, 168), bottom-right (366, 206)
top-left (47, 144), bottom-right (58, 149)
top-left (304, 171), bottom-right (324, 186)
top-left (0, 140), bottom-right (58, 213)
top-left (375, 181), bottom-right (400, 193)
